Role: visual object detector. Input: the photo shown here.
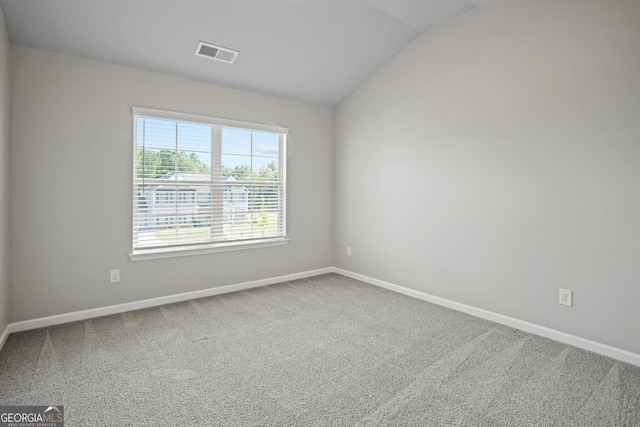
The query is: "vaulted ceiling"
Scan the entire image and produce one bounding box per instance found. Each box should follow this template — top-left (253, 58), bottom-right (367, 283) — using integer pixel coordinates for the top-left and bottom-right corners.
top-left (0, 0), bottom-right (525, 107)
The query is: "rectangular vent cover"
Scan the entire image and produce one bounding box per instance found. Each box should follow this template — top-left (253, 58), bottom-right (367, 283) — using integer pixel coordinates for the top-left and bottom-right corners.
top-left (195, 41), bottom-right (239, 64)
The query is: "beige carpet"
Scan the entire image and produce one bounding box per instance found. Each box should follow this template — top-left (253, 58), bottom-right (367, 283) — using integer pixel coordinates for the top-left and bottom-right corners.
top-left (1, 273), bottom-right (639, 426)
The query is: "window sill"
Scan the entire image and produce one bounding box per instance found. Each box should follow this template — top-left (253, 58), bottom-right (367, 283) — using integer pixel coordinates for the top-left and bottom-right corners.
top-left (129, 238), bottom-right (289, 261)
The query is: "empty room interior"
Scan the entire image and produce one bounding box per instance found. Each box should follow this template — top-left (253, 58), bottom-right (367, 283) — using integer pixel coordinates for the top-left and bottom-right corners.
top-left (1, 0), bottom-right (640, 425)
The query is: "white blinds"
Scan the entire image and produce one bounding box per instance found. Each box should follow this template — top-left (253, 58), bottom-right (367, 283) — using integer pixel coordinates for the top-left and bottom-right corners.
top-left (132, 107), bottom-right (287, 252)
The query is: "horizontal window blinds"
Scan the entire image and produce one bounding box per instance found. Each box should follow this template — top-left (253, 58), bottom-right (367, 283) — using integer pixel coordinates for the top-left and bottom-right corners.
top-left (132, 108), bottom-right (287, 252)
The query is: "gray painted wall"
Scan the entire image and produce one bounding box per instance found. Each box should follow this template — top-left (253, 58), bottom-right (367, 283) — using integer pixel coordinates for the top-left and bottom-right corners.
top-left (334, 0), bottom-right (640, 354)
top-left (0, 5), bottom-right (10, 334)
top-left (10, 46), bottom-right (333, 321)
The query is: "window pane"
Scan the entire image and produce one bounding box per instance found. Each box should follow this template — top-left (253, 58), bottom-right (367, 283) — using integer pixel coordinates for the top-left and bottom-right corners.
top-left (222, 127), bottom-right (251, 155)
top-left (222, 185), bottom-right (281, 240)
top-left (176, 151), bottom-right (211, 174)
top-left (137, 148), bottom-right (178, 179)
top-left (178, 122), bottom-right (211, 152)
top-left (138, 117), bottom-right (176, 150)
top-left (222, 154), bottom-right (251, 181)
top-left (252, 158), bottom-right (279, 182)
top-left (247, 185), bottom-right (280, 213)
top-left (252, 131), bottom-right (279, 157)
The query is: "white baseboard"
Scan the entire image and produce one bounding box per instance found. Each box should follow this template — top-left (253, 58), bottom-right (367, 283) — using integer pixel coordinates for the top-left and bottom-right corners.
top-left (333, 267), bottom-right (640, 368)
top-left (3, 266), bottom-right (639, 368)
top-left (0, 322), bottom-right (10, 352)
top-left (3, 267), bottom-right (333, 339)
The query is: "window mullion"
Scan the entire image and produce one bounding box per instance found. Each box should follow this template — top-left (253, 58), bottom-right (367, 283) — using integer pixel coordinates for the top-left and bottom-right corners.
top-left (211, 125), bottom-right (223, 241)
top-left (174, 122), bottom-right (179, 242)
top-left (279, 133), bottom-right (286, 237)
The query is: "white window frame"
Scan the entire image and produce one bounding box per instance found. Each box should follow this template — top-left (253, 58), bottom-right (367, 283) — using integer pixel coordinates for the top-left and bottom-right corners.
top-left (130, 107), bottom-right (288, 261)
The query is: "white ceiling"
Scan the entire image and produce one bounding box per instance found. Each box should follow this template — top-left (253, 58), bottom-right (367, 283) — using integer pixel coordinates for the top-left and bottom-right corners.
top-left (0, 0), bottom-right (524, 107)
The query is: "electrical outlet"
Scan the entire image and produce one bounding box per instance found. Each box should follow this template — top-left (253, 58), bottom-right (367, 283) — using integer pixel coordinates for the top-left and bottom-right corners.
top-left (110, 269), bottom-right (120, 283)
top-left (346, 246), bottom-right (352, 256)
top-left (559, 288), bottom-right (572, 306)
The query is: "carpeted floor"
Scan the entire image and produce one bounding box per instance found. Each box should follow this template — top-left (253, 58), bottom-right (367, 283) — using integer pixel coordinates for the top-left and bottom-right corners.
top-left (1, 273), bottom-right (639, 426)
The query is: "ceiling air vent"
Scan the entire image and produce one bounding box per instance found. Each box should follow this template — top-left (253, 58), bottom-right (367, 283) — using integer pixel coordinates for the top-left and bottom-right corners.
top-left (195, 41), bottom-right (239, 64)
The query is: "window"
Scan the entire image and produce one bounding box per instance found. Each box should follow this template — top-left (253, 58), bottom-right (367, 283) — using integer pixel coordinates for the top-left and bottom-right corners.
top-left (131, 107), bottom-right (288, 260)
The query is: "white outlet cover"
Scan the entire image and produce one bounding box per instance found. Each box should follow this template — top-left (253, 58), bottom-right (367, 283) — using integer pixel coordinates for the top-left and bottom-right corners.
top-left (559, 288), bottom-right (572, 306)
top-left (110, 269), bottom-right (120, 283)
